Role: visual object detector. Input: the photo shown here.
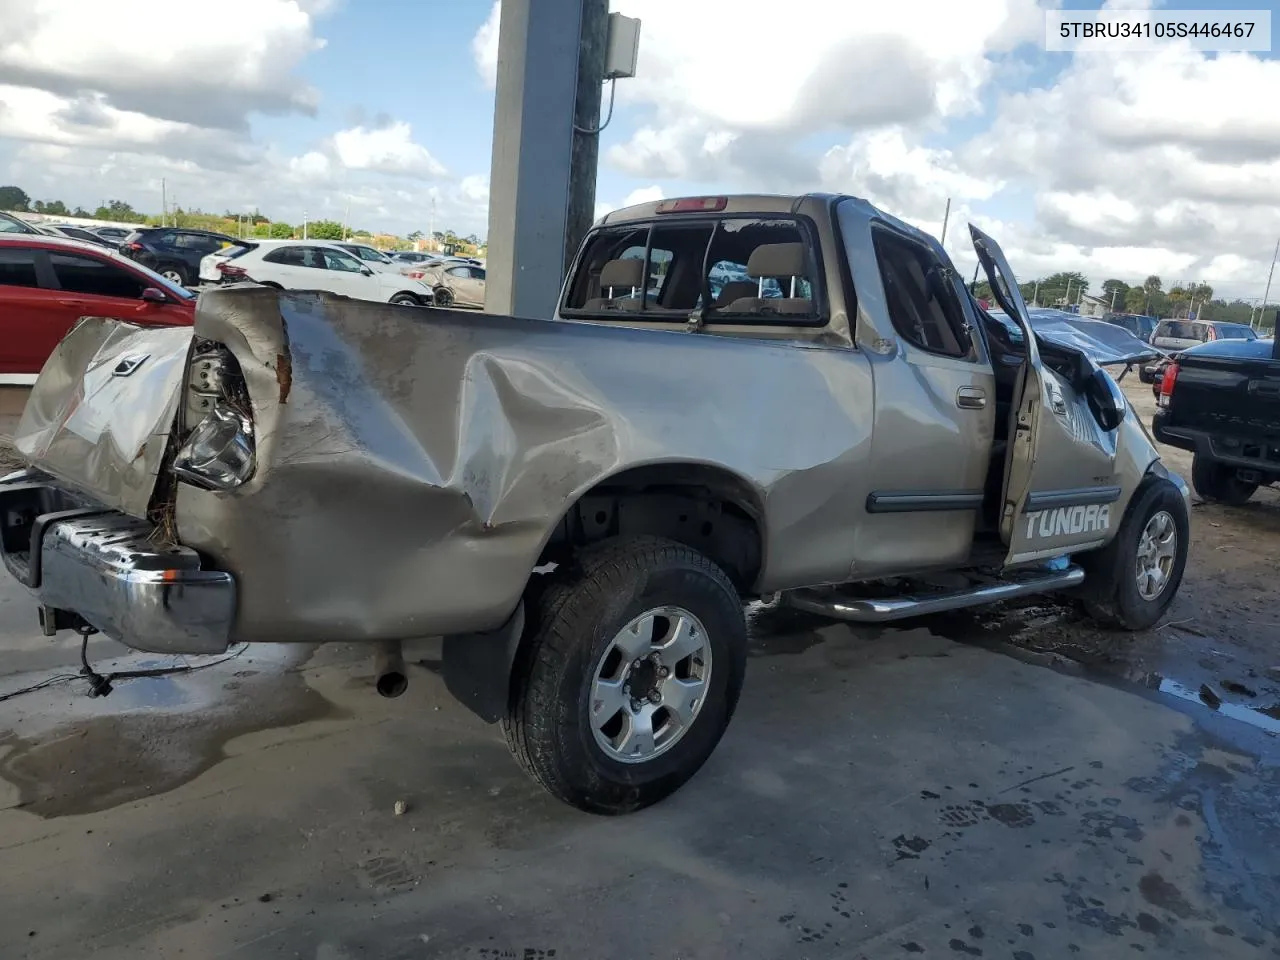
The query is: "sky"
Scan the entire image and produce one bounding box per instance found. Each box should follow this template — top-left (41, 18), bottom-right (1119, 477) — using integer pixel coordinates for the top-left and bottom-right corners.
top-left (0, 0), bottom-right (1277, 299)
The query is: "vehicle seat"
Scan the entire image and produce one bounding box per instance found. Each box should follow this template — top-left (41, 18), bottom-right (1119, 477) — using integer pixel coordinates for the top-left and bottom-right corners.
top-left (582, 258), bottom-right (645, 311)
top-left (714, 280), bottom-right (758, 308)
top-left (721, 243), bottom-right (813, 317)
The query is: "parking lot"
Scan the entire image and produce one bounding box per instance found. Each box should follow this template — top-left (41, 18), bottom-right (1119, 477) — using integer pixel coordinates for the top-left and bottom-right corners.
top-left (1, 376), bottom-right (1278, 959)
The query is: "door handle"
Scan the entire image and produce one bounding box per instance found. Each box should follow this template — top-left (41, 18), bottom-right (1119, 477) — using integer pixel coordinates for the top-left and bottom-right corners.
top-left (57, 299), bottom-right (88, 307)
top-left (957, 386), bottom-right (988, 410)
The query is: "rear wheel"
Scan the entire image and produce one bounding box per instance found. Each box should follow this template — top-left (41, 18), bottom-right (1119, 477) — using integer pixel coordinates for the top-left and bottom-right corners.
top-left (1191, 454), bottom-right (1257, 505)
top-left (1078, 478), bottom-right (1189, 630)
top-left (159, 264), bottom-right (189, 286)
top-left (389, 292), bottom-right (420, 306)
top-left (433, 286), bottom-right (454, 308)
top-left (503, 536), bottom-right (747, 815)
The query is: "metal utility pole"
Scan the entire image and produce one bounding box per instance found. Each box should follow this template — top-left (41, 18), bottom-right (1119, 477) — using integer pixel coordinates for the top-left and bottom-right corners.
top-left (161, 178), bottom-right (167, 227)
top-left (939, 198), bottom-right (951, 247)
top-left (1257, 237), bottom-right (1279, 330)
top-left (1032, 281), bottom-right (1039, 307)
top-left (343, 196), bottom-right (351, 240)
top-left (486, 0), bottom-right (636, 318)
top-left (303, 211), bottom-right (308, 240)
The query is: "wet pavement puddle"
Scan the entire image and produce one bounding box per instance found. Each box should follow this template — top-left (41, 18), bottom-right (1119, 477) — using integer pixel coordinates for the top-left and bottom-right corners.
top-left (0, 643), bottom-right (341, 818)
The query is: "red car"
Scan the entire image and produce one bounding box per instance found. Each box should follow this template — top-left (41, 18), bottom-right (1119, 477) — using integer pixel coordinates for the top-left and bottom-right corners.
top-left (0, 234), bottom-right (196, 385)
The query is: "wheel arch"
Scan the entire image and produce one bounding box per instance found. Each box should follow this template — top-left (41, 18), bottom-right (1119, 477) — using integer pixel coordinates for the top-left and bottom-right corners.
top-left (534, 459), bottom-right (768, 595)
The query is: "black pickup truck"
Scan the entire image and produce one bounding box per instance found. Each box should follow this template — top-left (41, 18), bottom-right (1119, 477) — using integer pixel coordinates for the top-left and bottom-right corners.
top-left (1153, 321), bottom-right (1280, 504)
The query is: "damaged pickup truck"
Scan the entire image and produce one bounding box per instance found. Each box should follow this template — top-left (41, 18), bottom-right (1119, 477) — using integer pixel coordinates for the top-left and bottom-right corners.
top-left (0, 194), bottom-right (1187, 814)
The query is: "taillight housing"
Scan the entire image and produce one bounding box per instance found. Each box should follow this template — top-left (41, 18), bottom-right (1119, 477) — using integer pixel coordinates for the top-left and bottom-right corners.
top-left (407, 270), bottom-right (425, 280)
top-left (216, 262), bottom-right (248, 279)
top-left (1157, 361), bottom-right (1179, 408)
top-left (125, 242), bottom-right (144, 251)
top-left (171, 340), bottom-right (256, 491)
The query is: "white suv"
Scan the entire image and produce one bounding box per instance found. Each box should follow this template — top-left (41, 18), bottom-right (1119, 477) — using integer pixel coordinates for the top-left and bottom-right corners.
top-left (200, 241), bottom-right (434, 305)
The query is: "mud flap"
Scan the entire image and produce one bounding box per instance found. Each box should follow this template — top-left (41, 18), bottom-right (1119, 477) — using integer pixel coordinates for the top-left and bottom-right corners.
top-left (441, 601), bottom-right (526, 724)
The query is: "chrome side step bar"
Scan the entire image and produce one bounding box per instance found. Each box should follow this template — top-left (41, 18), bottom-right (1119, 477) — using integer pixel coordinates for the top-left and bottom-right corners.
top-left (782, 565), bottom-right (1085, 623)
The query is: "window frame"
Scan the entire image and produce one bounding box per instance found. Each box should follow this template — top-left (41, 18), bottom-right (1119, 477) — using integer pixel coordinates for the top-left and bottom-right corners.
top-left (869, 222), bottom-right (979, 363)
top-left (559, 212), bottom-right (831, 327)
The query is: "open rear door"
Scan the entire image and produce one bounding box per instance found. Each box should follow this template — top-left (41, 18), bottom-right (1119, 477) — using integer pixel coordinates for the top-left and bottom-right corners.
top-left (969, 224), bottom-right (1120, 566)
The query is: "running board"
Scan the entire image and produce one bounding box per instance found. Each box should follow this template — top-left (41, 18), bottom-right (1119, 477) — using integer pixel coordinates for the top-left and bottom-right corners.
top-left (782, 565), bottom-right (1085, 623)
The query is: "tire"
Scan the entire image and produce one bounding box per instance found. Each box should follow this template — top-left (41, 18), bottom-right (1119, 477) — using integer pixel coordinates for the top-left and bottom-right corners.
top-left (433, 286), bottom-right (454, 308)
top-left (503, 535), bottom-right (747, 815)
top-left (1137, 368), bottom-right (1153, 384)
top-left (159, 264), bottom-right (190, 286)
top-left (389, 292), bottom-right (420, 306)
top-left (1191, 454), bottom-right (1257, 506)
top-left (1078, 478), bottom-right (1189, 631)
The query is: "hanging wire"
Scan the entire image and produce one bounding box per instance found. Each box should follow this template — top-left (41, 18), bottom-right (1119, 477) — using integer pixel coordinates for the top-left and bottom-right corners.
top-left (573, 78), bottom-right (617, 135)
top-left (0, 634), bottom-right (249, 704)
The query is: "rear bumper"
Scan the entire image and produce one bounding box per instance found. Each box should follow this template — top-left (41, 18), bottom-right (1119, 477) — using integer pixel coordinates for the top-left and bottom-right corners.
top-left (0, 472), bottom-right (236, 654)
top-left (1152, 414), bottom-right (1280, 477)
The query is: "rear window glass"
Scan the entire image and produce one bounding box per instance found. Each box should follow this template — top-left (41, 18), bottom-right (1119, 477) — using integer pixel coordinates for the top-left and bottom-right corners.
top-left (1157, 321), bottom-right (1200, 340)
top-left (562, 216), bottom-right (820, 324)
top-left (1216, 323), bottom-right (1256, 340)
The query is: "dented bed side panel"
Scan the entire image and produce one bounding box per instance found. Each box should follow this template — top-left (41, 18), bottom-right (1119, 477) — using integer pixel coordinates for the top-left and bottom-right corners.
top-left (177, 288), bottom-right (876, 643)
top-left (15, 317), bottom-right (193, 518)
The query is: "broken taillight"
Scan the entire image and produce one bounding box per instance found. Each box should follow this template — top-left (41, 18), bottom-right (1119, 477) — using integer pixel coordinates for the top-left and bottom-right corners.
top-left (171, 341), bottom-right (256, 491)
top-left (216, 262), bottom-right (248, 279)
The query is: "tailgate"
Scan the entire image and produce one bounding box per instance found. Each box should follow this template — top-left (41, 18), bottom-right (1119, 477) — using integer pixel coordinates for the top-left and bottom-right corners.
top-left (1170, 355), bottom-right (1280, 438)
top-left (15, 317), bottom-right (194, 518)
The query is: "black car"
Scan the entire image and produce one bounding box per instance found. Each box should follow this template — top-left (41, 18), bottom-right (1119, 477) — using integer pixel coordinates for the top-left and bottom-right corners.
top-left (118, 227), bottom-right (236, 286)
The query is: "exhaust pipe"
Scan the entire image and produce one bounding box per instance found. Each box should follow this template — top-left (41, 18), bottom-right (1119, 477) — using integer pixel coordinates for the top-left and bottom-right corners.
top-left (374, 640), bottom-right (408, 698)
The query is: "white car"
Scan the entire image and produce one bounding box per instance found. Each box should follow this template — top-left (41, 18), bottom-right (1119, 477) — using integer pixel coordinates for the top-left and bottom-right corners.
top-left (200, 240), bottom-right (433, 305)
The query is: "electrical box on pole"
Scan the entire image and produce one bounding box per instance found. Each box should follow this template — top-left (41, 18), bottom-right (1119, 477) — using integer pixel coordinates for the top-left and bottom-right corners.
top-left (604, 14), bottom-right (641, 79)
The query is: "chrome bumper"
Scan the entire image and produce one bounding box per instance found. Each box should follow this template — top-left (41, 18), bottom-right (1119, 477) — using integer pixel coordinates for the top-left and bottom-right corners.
top-left (0, 472), bottom-right (236, 655)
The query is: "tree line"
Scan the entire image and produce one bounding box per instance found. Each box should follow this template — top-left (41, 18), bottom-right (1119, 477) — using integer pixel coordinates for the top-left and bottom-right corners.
top-left (971, 270), bottom-right (1270, 329)
top-left (0, 184), bottom-right (485, 256)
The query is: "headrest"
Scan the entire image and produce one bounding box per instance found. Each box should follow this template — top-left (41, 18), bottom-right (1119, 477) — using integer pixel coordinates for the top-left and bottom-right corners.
top-left (598, 258), bottom-right (644, 290)
top-left (747, 242), bottom-right (807, 278)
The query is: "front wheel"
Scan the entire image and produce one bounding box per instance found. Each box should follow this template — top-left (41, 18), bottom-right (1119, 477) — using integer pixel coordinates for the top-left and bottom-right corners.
top-left (503, 536), bottom-right (747, 815)
top-left (433, 286), bottom-right (454, 308)
top-left (1191, 454), bottom-right (1257, 505)
top-left (1078, 478), bottom-right (1189, 630)
top-left (389, 292), bottom-right (420, 306)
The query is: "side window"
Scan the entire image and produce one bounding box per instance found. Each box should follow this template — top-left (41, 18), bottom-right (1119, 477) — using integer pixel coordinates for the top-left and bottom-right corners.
top-left (263, 246), bottom-right (302, 266)
top-left (0, 248), bottom-right (41, 287)
top-left (446, 266), bottom-right (470, 278)
top-left (322, 249), bottom-right (364, 272)
top-left (872, 230), bottom-right (971, 359)
top-left (470, 267), bottom-right (486, 281)
top-left (49, 252), bottom-right (146, 298)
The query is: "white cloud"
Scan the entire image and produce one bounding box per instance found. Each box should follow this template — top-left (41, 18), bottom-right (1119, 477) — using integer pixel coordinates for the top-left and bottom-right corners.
top-left (622, 185), bottom-right (664, 207)
top-left (0, 0), bottom-right (324, 131)
top-left (330, 121), bottom-right (446, 177)
top-left (606, 0), bottom-right (1045, 134)
top-left (473, 2), bottom-right (501, 90)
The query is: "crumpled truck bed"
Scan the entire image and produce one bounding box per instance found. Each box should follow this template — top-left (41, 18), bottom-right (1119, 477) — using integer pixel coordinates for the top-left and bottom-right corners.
top-left (16, 288), bottom-right (876, 644)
